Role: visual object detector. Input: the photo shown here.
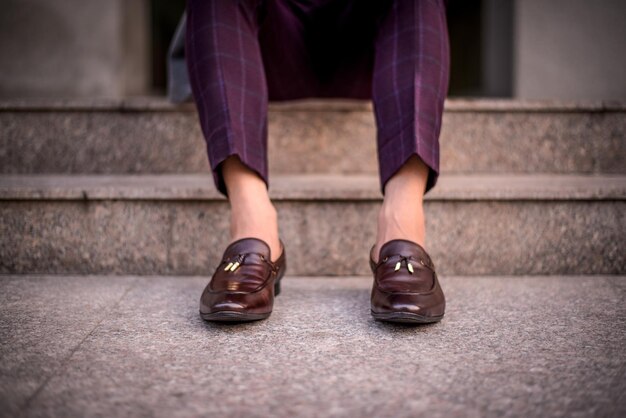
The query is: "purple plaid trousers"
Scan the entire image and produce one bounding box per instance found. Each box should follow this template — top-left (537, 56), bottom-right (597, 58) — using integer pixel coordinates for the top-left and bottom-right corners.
top-left (186, 0), bottom-right (450, 197)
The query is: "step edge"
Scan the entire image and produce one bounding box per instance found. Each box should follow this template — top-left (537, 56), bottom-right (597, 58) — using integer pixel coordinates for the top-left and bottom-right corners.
top-left (1, 174), bottom-right (624, 202)
top-left (1, 98), bottom-right (625, 113)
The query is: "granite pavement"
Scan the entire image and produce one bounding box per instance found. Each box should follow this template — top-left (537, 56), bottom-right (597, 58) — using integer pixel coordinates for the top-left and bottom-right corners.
top-left (1, 275), bottom-right (625, 417)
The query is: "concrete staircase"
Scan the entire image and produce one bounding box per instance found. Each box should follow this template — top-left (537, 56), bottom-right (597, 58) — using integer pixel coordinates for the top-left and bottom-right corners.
top-left (1, 98), bottom-right (625, 275)
top-left (1, 98), bottom-right (625, 417)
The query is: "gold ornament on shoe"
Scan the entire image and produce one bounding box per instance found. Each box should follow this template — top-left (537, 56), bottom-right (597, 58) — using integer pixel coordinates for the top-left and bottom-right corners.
top-left (223, 254), bottom-right (245, 272)
top-left (393, 257), bottom-right (414, 274)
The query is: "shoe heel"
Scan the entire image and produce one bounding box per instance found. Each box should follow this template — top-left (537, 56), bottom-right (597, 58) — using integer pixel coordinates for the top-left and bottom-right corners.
top-left (274, 280), bottom-right (281, 296)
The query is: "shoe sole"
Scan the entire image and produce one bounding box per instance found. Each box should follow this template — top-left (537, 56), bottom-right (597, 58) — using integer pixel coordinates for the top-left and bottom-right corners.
top-left (371, 310), bottom-right (443, 324)
top-left (200, 310), bottom-right (271, 322)
top-left (200, 277), bottom-right (282, 323)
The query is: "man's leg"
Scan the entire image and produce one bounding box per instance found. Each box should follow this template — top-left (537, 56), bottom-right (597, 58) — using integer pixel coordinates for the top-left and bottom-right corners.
top-left (186, 0), bottom-right (280, 260)
top-left (371, 0), bottom-right (450, 261)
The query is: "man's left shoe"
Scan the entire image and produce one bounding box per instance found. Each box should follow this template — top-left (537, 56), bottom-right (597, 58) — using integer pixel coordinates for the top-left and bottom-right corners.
top-left (369, 239), bottom-right (445, 324)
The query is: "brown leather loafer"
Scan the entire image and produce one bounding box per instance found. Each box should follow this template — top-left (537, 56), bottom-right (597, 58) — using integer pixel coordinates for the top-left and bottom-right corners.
top-left (200, 237), bottom-right (286, 322)
top-left (369, 239), bottom-right (445, 324)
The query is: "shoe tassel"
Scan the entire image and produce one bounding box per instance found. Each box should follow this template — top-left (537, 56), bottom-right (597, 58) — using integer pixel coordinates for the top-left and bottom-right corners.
top-left (224, 254), bottom-right (246, 272)
top-left (394, 257), bottom-right (414, 274)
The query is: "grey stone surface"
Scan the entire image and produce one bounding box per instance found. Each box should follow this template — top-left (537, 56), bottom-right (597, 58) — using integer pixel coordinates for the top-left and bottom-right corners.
top-left (2, 173), bottom-right (626, 201)
top-left (3, 96), bottom-right (625, 112)
top-left (1, 174), bottom-right (624, 275)
top-left (1, 99), bottom-right (624, 175)
top-left (0, 275), bottom-right (135, 417)
top-left (0, 0), bottom-right (149, 99)
top-left (440, 111), bottom-right (626, 175)
top-left (0, 111), bottom-right (209, 175)
top-left (1, 275), bottom-right (624, 417)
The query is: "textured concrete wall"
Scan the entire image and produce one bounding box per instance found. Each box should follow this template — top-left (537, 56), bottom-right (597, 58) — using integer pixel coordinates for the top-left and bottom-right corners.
top-left (0, 0), bottom-right (149, 98)
top-left (515, 0), bottom-right (626, 100)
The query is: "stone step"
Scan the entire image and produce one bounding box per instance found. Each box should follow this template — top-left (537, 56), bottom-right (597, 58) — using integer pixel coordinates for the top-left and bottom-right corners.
top-left (1, 98), bottom-right (624, 175)
top-left (1, 274), bottom-right (624, 417)
top-left (1, 173), bottom-right (624, 275)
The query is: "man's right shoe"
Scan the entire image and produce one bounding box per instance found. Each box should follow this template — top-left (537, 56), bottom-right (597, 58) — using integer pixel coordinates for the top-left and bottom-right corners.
top-left (200, 237), bottom-right (286, 322)
top-left (369, 239), bottom-right (445, 324)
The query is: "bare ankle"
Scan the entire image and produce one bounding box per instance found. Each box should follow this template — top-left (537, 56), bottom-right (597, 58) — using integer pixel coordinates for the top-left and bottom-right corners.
top-left (229, 201), bottom-right (280, 256)
top-left (220, 155), bottom-right (282, 261)
top-left (373, 201), bottom-right (426, 262)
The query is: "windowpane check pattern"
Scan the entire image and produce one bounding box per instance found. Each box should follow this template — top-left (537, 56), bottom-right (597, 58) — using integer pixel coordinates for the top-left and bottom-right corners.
top-left (186, 0), bottom-right (450, 196)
